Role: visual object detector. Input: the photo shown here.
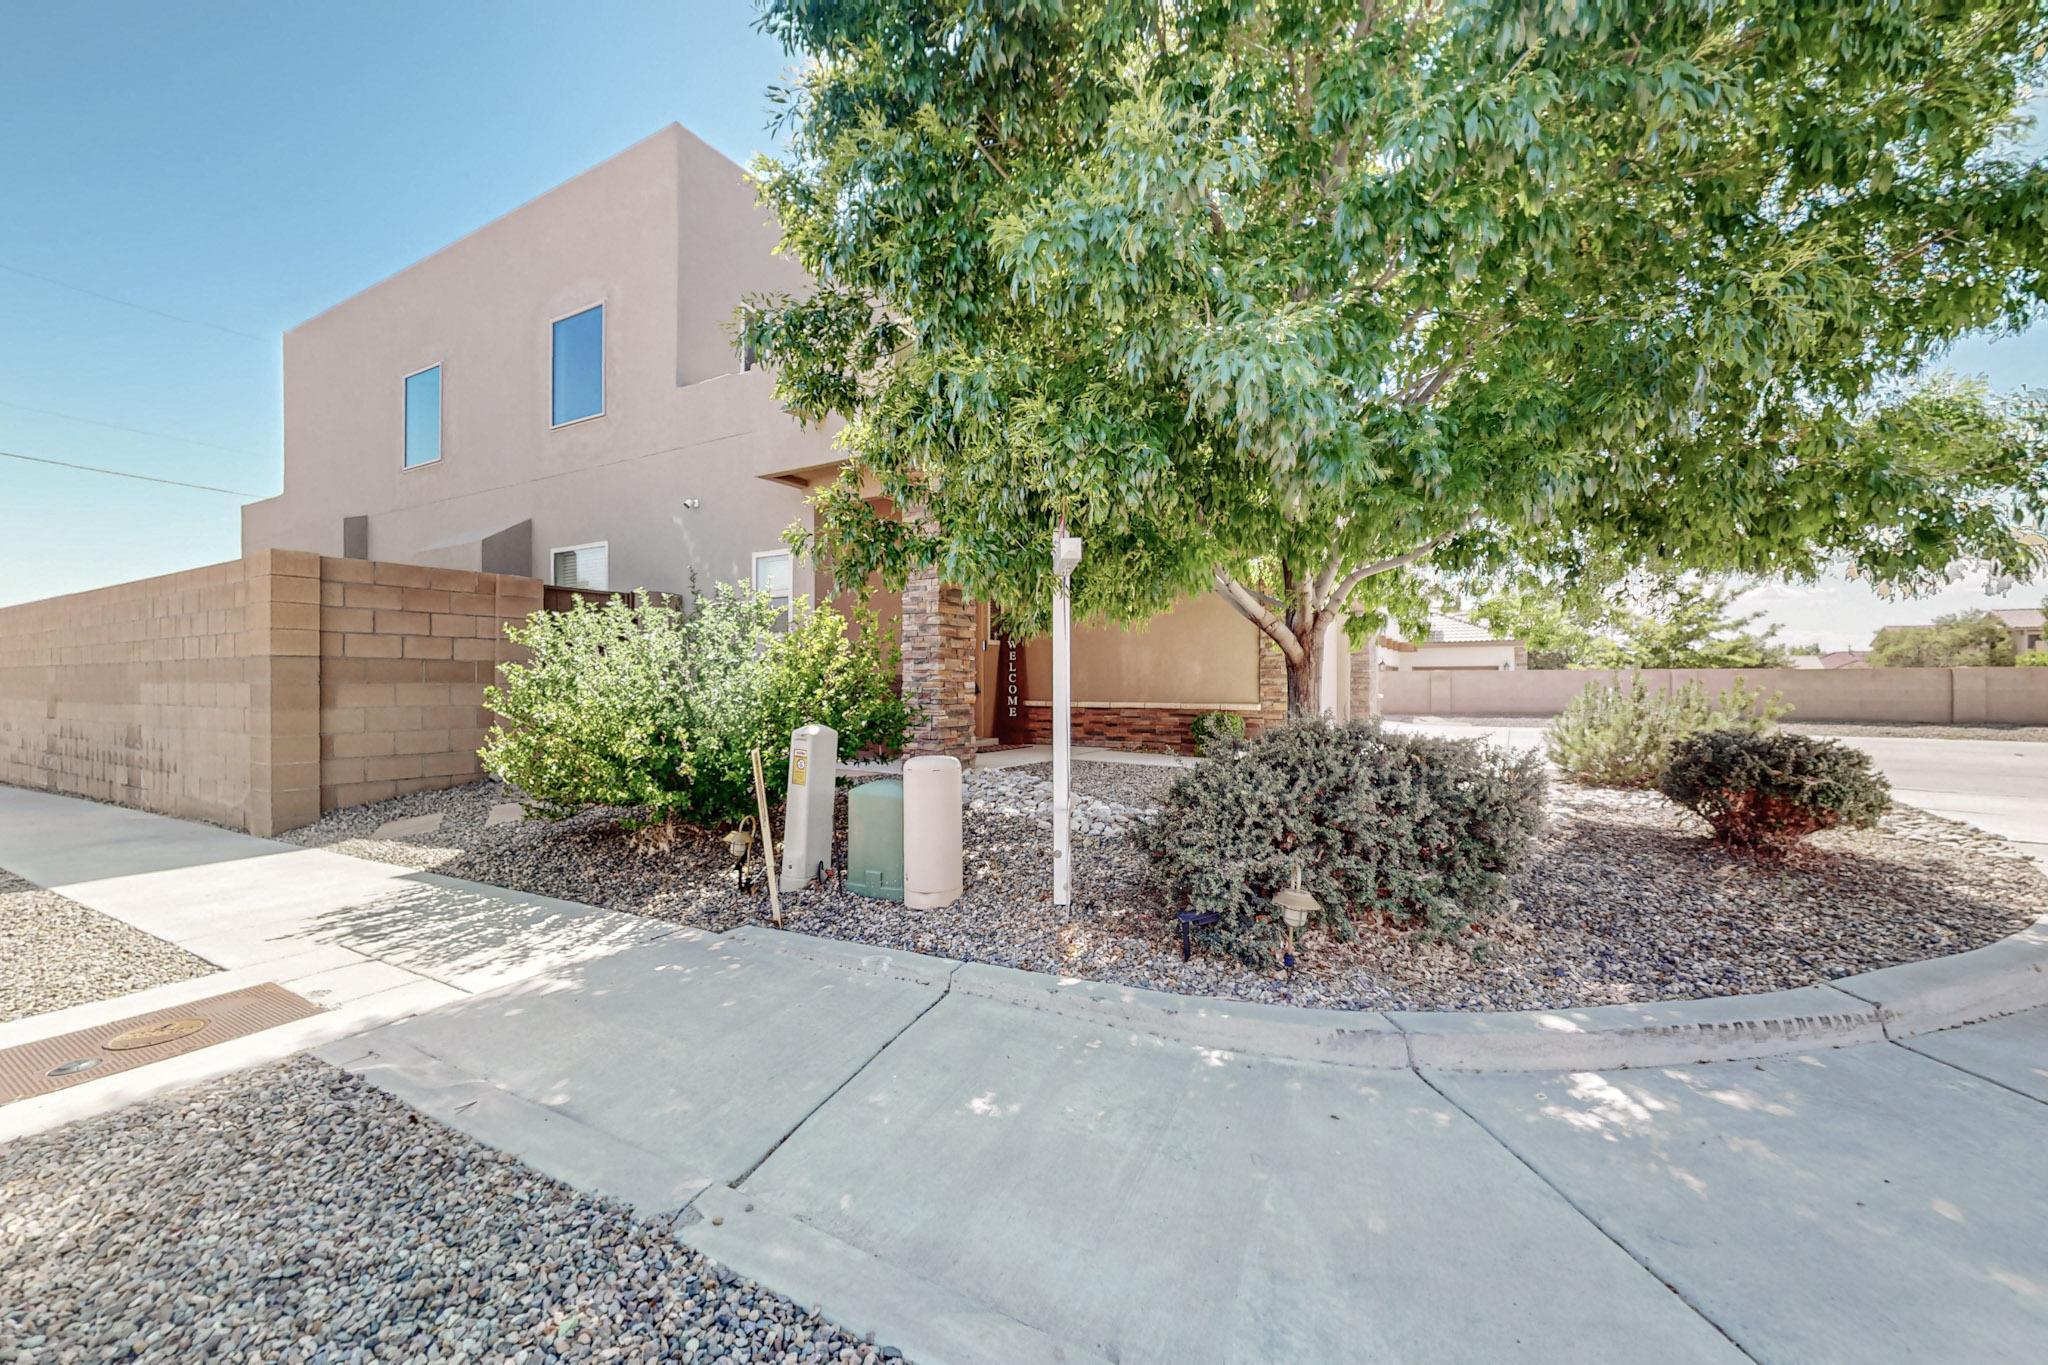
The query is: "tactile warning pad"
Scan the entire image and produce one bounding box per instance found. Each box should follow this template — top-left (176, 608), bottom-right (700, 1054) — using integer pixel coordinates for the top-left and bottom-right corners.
top-left (0, 983), bottom-right (321, 1104)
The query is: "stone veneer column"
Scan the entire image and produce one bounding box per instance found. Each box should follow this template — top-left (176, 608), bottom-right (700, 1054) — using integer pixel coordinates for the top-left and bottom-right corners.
top-left (900, 566), bottom-right (978, 760)
top-left (1256, 636), bottom-right (1289, 731)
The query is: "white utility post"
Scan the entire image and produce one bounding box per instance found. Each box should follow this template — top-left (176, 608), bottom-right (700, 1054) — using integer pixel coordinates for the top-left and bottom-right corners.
top-left (1051, 526), bottom-right (1083, 906)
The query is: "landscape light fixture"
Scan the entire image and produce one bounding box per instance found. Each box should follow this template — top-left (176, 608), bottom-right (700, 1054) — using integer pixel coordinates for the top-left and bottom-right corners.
top-left (1271, 863), bottom-right (1319, 974)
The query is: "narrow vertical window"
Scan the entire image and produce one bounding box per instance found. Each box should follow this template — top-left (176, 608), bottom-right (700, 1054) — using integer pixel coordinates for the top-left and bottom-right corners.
top-left (753, 549), bottom-right (794, 626)
top-left (403, 365), bottom-right (441, 468)
top-left (551, 304), bottom-right (604, 425)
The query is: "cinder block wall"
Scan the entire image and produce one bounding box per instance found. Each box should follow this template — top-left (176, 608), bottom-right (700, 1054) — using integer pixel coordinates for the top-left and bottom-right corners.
top-left (0, 552), bottom-right (541, 835)
top-left (316, 559), bottom-right (539, 812)
top-left (0, 558), bottom-right (262, 829)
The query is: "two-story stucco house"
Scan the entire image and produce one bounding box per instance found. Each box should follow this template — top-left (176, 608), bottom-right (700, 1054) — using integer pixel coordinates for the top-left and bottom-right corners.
top-left (243, 125), bottom-right (1306, 754)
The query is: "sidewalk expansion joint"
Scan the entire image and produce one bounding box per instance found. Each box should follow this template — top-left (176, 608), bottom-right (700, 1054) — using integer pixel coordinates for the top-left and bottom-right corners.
top-left (1887, 1037), bottom-right (2047, 1109)
top-left (724, 962), bottom-right (962, 1192)
top-left (1409, 1065), bottom-right (1764, 1364)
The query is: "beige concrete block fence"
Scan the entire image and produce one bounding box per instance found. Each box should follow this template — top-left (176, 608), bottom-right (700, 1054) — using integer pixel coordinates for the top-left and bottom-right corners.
top-left (0, 552), bottom-right (539, 836)
top-left (1379, 665), bottom-right (2048, 725)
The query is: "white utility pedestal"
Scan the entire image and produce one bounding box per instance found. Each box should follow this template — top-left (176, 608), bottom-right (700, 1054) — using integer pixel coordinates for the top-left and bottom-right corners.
top-left (1051, 529), bottom-right (1083, 907)
top-left (779, 723), bottom-right (837, 893)
top-left (903, 755), bottom-right (963, 909)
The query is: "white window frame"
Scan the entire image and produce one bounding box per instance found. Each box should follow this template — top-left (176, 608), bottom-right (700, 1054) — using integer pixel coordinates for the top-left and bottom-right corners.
top-left (549, 302), bottom-right (606, 429)
top-left (550, 540), bottom-right (610, 590)
top-left (401, 362), bottom-right (444, 471)
top-left (751, 549), bottom-right (796, 606)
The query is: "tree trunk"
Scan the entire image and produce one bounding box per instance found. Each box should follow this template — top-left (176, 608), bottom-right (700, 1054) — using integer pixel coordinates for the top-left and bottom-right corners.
top-left (1285, 636), bottom-right (1318, 717)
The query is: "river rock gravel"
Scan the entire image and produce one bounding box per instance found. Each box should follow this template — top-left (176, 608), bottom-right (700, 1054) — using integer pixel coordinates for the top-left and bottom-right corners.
top-left (0, 1056), bottom-right (903, 1363)
top-left (278, 768), bottom-right (2044, 1013)
top-left (0, 870), bottom-right (216, 1024)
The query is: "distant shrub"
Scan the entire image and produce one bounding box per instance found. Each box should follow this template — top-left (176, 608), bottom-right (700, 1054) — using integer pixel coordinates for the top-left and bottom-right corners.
top-left (481, 584), bottom-right (913, 828)
top-left (2017, 651), bottom-right (2048, 667)
top-left (1659, 729), bottom-right (1891, 852)
top-left (1190, 709), bottom-right (1247, 749)
top-left (1133, 716), bottom-right (1547, 962)
top-left (1546, 674), bottom-right (1786, 788)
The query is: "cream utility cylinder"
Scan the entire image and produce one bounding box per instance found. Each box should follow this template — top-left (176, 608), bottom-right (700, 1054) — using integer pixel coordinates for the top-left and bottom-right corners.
top-left (903, 755), bottom-right (964, 910)
top-left (779, 724), bottom-right (838, 893)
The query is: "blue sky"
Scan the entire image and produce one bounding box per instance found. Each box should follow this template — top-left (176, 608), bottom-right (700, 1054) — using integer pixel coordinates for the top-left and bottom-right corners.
top-left (0, 6), bottom-right (2041, 646)
top-left (0, 2), bottom-right (788, 606)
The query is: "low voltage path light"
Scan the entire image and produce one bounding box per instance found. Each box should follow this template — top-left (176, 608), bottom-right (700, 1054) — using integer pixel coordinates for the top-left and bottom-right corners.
top-left (724, 817), bottom-right (757, 885)
top-left (1050, 523), bottom-right (1083, 907)
top-left (1270, 864), bottom-right (1320, 975)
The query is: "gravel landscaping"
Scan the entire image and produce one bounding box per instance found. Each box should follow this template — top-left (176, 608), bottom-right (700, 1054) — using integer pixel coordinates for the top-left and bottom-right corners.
top-left (0, 870), bottom-right (216, 1024)
top-left (0, 1056), bottom-right (903, 1363)
top-left (279, 760), bottom-right (2045, 1013)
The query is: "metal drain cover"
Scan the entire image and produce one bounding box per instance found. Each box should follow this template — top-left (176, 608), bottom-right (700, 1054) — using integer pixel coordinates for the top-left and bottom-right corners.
top-left (103, 1017), bottom-right (209, 1051)
top-left (0, 983), bottom-right (322, 1105)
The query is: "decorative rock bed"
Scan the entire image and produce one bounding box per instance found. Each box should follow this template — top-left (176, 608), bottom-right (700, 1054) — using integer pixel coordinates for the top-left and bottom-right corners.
top-left (0, 1057), bottom-right (898, 1362)
top-left (279, 756), bottom-right (2045, 1014)
top-left (0, 871), bottom-right (217, 1024)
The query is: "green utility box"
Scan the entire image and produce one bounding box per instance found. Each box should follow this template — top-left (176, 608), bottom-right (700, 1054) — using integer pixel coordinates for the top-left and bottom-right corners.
top-left (846, 778), bottom-right (905, 902)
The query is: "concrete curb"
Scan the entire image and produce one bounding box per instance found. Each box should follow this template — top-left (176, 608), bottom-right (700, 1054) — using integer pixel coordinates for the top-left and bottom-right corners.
top-left (1831, 913), bottom-right (2048, 1041)
top-left (1387, 985), bottom-right (1887, 1072)
top-left (721, 925), bottom-right (962, 989)
top-left (733, 918), bottom-right (2048, 1073)
top-left (948, 961), bottom-right (1409, 1067)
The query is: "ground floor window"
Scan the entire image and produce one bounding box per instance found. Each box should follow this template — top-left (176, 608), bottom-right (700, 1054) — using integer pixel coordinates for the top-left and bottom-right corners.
top-left (753, 549), bottom-right (793, 624)
top-left (551, 541), bottom-right (608, 590)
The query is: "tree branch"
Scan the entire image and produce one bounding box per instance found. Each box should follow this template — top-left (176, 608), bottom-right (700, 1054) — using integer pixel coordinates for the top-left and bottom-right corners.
top-left (1214, 568), bottom-right (1307, 666)
top-left (1327, 517), bottom-right (1477, 607)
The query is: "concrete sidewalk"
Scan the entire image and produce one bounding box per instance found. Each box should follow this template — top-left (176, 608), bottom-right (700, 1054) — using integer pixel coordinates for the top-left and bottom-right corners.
top-left (0, 786), bottom-right (676, 1138)
top-left (6, 784), bottom-right (2046, 1363)
top-left (320, 925), bottom-right (2048, 1365)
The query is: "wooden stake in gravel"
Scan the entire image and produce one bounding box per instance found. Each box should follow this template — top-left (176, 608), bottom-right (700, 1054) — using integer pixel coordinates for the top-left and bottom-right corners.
top-left (751, 746), bottom-right (783, 926)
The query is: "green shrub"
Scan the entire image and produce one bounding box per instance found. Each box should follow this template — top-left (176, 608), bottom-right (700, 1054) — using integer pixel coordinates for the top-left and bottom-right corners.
top-left (2017, 651), bottom-right (2048, 667)
top-left (1546, 674), bottom-right (1786, 788)
top-left (481, 583), bottom-right (913, 827)
top-left (1133, 716), bottom-right (1548, 961)
top-left (1659, 729), bottom-right (1891, 852)
top-left (1189, 709), bottom-right (1247, 749)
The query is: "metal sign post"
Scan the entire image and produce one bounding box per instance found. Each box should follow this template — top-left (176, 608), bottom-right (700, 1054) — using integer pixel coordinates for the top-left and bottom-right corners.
top-left (1051, 527), bottom-right (1083, 907)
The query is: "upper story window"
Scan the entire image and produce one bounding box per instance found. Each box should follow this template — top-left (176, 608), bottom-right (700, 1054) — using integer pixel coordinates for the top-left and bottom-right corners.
top-left (552, 542), bottom-right (608, 590)
top-left (403, 365), bottom-right (442, 468)
top-left (551, 304), bottom-right (604, 426)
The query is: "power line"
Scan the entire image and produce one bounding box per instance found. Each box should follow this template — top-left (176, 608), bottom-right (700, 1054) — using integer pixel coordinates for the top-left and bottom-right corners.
top-left (0, 448), bottom-right (266, 499)
top-left (0, 397), bottom-right (267, 460)
top-left (0, 261), bottom-right (267, 342)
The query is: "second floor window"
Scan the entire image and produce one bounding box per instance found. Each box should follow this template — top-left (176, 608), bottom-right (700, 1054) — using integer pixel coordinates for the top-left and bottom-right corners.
top-left (552, 304), bottom-right (604, 426)
top-left (403, 365), bottom-right (441, 468)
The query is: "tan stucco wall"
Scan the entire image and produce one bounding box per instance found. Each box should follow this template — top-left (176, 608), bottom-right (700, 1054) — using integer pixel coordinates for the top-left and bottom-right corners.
top-left (1019, 594), bottom-right (1263, 708)
top-left (0, 553), bottom-right (543, 834)
top-left (242, 124), bottom-right (831, 598)
top-left (1379, 667), bottom-right (2048, 724)
top-left (1388, 640), bottom-right (1520, 671)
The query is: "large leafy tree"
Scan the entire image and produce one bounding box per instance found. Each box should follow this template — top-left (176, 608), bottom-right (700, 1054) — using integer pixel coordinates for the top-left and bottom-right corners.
top-left (1870, 610), bottom-right (2019, 666)
top-left (744, 0), bottom-right (2048, 714)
